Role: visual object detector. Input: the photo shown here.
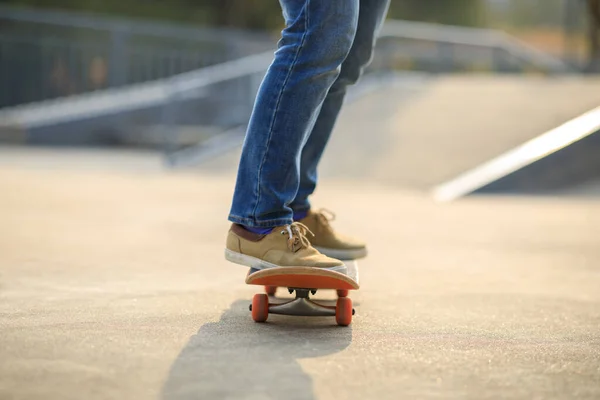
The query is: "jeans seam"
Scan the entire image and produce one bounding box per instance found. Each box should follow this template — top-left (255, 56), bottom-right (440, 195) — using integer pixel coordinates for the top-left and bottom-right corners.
top-left (249, 0), bottom-right (310, 223)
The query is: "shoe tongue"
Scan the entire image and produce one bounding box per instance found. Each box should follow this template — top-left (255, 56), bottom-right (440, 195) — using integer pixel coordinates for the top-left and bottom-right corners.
top-left (314, 212), bottom-right (332, 232)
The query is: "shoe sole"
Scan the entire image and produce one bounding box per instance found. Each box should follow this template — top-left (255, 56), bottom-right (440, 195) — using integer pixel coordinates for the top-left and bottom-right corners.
top-left (224, 248), bottom-right (348, 275)
top-left (315, 246), bottom-right (367, 261)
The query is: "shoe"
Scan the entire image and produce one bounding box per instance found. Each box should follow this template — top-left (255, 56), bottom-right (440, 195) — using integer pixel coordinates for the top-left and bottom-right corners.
top-left (225, 222), bottom-right (346, 274)
top-left (297, 209), bottom-right (367, 260)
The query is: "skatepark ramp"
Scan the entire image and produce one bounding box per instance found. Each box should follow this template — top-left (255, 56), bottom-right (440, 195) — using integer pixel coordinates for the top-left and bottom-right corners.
top-left (184, 74), bottom-right (599, 200)
top-left (433, 106), bottom-right (600, 201)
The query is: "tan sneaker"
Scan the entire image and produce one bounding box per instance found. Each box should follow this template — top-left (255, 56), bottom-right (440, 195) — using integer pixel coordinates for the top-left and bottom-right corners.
top-left (298, 209), bottom-right (367, 260)
top-left (225, 222), bottom-right (346, 274)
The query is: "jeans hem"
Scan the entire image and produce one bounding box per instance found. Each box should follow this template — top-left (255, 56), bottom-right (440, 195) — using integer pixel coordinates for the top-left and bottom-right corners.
top-left (228, 215), bottom-right (293, 228)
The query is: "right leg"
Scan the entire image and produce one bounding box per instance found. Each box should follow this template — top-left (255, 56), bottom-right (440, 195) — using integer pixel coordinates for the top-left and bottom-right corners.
top-left (225, 1), bottom-right (359, 271)
top-left (228, 0), bottom-right (360, 229)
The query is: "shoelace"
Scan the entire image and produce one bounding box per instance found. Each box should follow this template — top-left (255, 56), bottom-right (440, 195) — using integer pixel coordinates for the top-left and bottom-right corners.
top-left (280, 222), bottom-right (314, 252)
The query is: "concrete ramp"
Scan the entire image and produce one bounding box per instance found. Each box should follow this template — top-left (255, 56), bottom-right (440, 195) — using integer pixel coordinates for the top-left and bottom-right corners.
top-left (199, 75), bottom-right (600, 197)
top-left (434, 106), bottom-right (600, 201)
top-left (321, 75), bottom-right (600, 191)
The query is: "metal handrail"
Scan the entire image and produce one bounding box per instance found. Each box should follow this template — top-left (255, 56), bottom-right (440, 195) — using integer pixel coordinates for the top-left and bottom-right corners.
top-left (0, 50), bottom-right (274, 129)
top-left (381, 19), bottom-right (572, 73)
top-left (1, 4), bottom-right (570, 72)
top-left (0, 4), bottom-right (271, 43)
top-left (0, 19), bottom-right (575, 130)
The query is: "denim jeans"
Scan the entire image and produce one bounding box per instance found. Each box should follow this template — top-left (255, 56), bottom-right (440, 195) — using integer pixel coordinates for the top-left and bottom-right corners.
top-left (228, 0), bottom-right (390, 228)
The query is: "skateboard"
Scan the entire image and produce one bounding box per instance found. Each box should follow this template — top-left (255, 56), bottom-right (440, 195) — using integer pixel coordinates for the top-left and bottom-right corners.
top-left (245, 262), bottom-right (359, 326)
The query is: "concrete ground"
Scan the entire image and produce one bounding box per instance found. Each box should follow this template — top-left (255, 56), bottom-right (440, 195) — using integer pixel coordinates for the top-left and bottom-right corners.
top-left (1, 76), bottom-right (600, 400)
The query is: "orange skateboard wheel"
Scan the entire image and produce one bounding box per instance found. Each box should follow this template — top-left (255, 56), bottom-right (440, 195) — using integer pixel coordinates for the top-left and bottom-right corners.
top-left (335, 297), bottom-right (353, 326)
top-left (251, 294), bottom-right (269, 322)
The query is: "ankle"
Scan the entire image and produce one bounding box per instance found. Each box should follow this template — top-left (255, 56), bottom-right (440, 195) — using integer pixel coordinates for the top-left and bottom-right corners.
top-left (293, 210), bottom-right (309, 221)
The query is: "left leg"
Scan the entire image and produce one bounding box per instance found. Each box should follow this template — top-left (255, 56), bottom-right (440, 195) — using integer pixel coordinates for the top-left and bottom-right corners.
top-left (291, 0), bottom-right (391, 215)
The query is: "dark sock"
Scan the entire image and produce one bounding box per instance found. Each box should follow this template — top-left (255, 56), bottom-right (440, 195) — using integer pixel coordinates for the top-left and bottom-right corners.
top-left (242, 225), bottom-right (274, 235)
top-left (293, 210), bottom-right (308, 221)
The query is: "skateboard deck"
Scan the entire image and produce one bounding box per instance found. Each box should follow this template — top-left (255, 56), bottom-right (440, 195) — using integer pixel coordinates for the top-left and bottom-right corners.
top-left (245, 262), bottom-right (359, 326)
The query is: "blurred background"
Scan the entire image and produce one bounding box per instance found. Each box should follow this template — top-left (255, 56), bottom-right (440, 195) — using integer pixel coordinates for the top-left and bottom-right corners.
top-left (0, 0), bottom-right (599, 193)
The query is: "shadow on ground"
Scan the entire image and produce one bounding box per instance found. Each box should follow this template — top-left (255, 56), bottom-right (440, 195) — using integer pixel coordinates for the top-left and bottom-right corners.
top-left (162, 299), bottom-right (353, 400)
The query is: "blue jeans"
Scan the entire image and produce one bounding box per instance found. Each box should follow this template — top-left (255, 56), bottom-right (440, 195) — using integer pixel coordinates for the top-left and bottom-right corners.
top-left (228, 0), bottom-right (390, 228)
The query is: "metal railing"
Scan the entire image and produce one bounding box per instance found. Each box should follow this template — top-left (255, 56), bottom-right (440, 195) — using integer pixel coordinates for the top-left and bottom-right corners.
top-left (374, 19), bottom-right (573, 73)
top-left (0, 5), bottom-right (274, 108)
top-left (0, 17), bottom-right (577, 162)
top-left (0, 50), bottom-right (273, 149)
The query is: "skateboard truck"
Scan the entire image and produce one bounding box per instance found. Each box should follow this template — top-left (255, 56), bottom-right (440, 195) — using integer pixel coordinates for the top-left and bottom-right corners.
top-left (289, 288), bottom-right (316, 296)
top-left (245, 266), bottom-right (359, 326)
top-left (249, 288), bottom-right (355, 326)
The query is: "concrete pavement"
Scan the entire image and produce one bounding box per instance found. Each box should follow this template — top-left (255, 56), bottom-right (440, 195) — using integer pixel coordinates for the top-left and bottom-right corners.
top-left (1, 164), bottom-right (599, 399)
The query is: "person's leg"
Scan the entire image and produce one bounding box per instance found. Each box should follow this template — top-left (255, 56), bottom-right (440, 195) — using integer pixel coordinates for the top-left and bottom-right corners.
top-left (291, 0), bottom-right (391, 215)
top-left (291, 0), bottom-right (391, 261)
top-left (225, 1), bottom-right (359, 272)
top-left (228, 0), bottom-right (360, 229)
